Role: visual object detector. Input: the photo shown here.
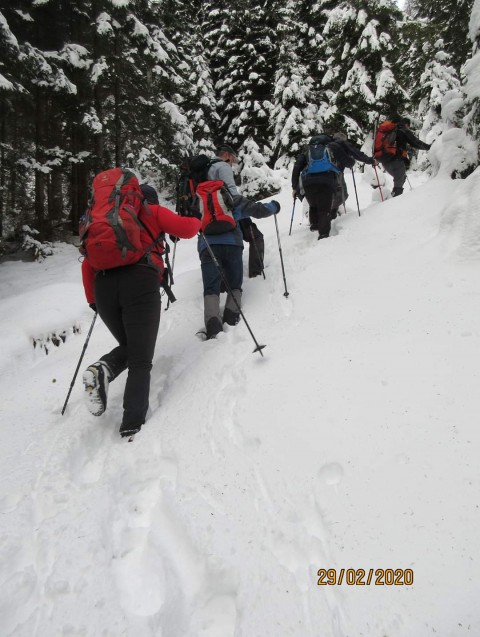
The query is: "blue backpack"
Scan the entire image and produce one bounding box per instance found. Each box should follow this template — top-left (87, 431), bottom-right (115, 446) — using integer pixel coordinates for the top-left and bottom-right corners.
top-left (300, 137), bottom-right (340, 193)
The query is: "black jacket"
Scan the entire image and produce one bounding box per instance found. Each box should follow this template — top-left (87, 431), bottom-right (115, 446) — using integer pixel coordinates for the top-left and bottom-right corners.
top-left (333, 140), bottom-right (374, 167)
top-left (395, 125), bottom-right (430, 154)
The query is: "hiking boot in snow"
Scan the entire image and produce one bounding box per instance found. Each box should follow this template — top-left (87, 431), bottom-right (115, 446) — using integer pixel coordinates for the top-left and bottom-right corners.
top-left (330, 207), bottom-right (338, 220)
top-left (392, 186), bottom-right (404, 197)
top-left (206, 316), bottom-right (223, 340)
top-left (309, 224), bottom-right (318, 232)
top-left (223, 307), bottom-right (240, 326)
top-left (318, 233), bottom-right (329, 240)
top-left (119, 422), bottom-right (142, 438)
top-left (82, 361), bottom-right (113, 416)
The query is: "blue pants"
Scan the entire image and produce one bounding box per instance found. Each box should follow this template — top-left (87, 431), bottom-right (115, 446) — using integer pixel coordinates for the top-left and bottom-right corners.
top-left (200, 244), bottom-right (243, 295)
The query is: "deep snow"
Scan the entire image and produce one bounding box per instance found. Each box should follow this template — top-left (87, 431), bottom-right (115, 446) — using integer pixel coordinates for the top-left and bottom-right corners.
top-left (1, 167), bottom-right (479, 637)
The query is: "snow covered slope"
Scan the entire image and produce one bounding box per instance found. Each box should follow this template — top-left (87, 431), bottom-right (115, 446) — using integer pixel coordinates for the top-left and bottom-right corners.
top-left (1, 168), bottom-right (479, 637)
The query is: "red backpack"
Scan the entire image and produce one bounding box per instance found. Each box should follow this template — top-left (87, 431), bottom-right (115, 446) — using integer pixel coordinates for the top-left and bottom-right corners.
top-left (374, 121), bottom-right (401, 159)
top-left (177, 155), bottom-right (236, 235)
top-left (79, 168), bottom-right (163, 270)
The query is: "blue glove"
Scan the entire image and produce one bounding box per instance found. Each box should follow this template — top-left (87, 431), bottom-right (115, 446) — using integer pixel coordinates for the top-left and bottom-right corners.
top-left (265, 200), bottom-right (280, 214)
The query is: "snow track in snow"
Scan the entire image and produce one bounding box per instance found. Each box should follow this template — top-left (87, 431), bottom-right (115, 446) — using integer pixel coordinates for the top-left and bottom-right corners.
top-left (1, 171), bottom-right (480, 636)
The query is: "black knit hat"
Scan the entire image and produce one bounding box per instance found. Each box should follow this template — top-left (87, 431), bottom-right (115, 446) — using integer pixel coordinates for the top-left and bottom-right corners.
top-left (216, 143), bottom-right (239, 158)
top-left (140, 184), bottom-right (159, 205)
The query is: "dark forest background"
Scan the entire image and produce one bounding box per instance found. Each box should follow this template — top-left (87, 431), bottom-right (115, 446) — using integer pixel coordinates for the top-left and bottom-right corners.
top-left (0, 0), bottom-right (477, 248)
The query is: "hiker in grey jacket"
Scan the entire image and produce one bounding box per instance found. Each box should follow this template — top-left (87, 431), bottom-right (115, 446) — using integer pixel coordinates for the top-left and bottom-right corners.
top-left (198, 144), bottom-right (280, 340)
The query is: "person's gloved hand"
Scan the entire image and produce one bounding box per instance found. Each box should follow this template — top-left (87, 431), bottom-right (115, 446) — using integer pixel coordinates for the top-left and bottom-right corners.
top-left (169, 235), bottom-right (180, 243)
top-left (265, 200), bottom-right (280, 214)
top-left (89, 303), bottom-right (97, 313)
top-left (292, 190), bottom-right (297, 199)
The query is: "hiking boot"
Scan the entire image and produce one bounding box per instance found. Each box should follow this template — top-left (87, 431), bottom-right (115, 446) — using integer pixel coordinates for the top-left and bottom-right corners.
top-left (82, 361), bottom-right (113, 416)
top-left (223, 307), bottom-right (240, 326)
top-left (330, 208), bottom-right (338, 220)
top-left (119, 422), bottom-right (142, 438)
top-left (206, 316), bottom-right (223, 340)
top-left (318, 233), bottom-right (329, 240)
top-left (310, 224), bottom-right (318, 232)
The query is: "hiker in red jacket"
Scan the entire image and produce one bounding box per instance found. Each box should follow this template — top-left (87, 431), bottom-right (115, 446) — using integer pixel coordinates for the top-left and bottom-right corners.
top-left (81, 178), bottom-right (200, 438)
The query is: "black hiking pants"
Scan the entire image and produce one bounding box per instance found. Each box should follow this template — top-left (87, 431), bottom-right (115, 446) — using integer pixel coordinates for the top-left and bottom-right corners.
top-left (94, 265), bottom-right (161, 429)
top-left (304, 184), bottom-right (334, 238)
top-left (381, 158), bottom-right (406, 194)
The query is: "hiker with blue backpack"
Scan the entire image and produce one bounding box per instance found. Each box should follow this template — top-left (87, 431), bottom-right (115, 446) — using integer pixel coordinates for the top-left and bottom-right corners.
top-left (330, 132), bottom-right (376, 217)
top-left (291, 134), bottom-right (344, 238)
top-left (190, 143), bottom-right (281, 340)
top-left (292, 133), bottom-right (376, 237)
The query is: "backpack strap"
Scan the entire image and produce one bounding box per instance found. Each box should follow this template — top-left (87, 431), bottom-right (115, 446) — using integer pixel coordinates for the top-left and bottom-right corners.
top-left (138, 202), bottom-right (177, 304)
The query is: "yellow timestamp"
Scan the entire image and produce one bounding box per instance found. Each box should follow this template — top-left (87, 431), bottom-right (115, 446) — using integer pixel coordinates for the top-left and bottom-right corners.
top-left (317, 568), bottom-right (414, 586)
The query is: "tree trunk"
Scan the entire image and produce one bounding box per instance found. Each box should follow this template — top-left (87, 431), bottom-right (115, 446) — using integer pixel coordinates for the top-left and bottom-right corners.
top-left (34, 88), bottom-right (47, 239)
top-left (114, 31), bottom-right (121, 166)
top-left (0, 97), bottom-right (6, 238)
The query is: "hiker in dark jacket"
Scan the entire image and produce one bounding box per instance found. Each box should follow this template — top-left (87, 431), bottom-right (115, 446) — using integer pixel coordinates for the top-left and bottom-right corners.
top-left (81, 181), bottom-right (201, 438)
top-left (378, 117), bottom-right (431, 196)
top-left (198, 143), bottom-right (280, 339)
top-left (292, 133), bottom-right (350, 239)
top-left (330, 132), bottom-right (376, 217)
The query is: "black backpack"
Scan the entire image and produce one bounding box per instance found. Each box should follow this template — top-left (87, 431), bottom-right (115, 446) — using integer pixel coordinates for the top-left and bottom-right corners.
top-left (175, 155), bottom-right (236, 235)
top-left (176, 155), bottom-right (216, 215)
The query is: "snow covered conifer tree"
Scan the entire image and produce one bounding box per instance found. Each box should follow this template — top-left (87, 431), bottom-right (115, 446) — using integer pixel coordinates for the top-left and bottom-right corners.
top-left (415, 40), bottom-right (462, 141)
top-left (271, 0), bottom-right (321, 166)
top-left (164, 0), bottom-right (219, 154)
top-left (213, 0), bottom-right (279, 156)
top-left (321, 0), bottom-right (408, 141)
top-left (462, 0), bottom-right (480, 169)
top-left (406, 0), bottom-right (474, 75)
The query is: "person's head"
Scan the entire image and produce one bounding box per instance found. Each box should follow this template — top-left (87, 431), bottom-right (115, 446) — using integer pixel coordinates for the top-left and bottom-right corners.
top-left (140, 183), bottom-right (159, 205)
top-left (309, 133), bottom-right (332, 145)
top-left (333, 131), bottom-right (347, 141)
top-left (216, 143), bottom-right (239, 166)
top-left (401, 116), bottom-right (411, 128)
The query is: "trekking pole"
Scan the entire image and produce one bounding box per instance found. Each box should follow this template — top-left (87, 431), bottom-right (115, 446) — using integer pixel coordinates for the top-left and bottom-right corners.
top-left (340, 176), bottom-right (347, 215)
top-left (406, 174), bottom-right (413, 190)
top-left (288, 196), bottom-right (297, 235)
top-left (201, 232), bottom-right (266, 356)
top-left (61, 312), bottom-right (97, 415)
top-left (273, 214), bottom-right (289, 298)
top-left (248, 226), bottom-right (265, 279)
top-left (351, 168), bottom-right (361, 217)
top-left (372, 164), bottom-right (384, 202)
top-left (165, 239), bottom-right (178, 311)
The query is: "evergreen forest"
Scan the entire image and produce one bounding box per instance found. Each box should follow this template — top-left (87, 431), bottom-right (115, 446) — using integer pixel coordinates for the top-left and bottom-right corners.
top-left (0, 0), bottom-right (479, 246)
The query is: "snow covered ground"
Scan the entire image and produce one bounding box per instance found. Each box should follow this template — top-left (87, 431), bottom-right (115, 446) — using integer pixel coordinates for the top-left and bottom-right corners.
top-left (1, 166), bottom-right (479, 637)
